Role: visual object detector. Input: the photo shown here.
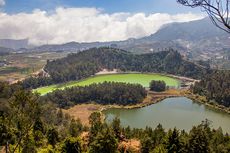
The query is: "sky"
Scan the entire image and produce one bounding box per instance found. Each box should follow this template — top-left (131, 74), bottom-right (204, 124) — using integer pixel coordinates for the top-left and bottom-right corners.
top-left (2, 0), bottom-right (202, 14)
top-left (0, 0), bottom-right (205, 45)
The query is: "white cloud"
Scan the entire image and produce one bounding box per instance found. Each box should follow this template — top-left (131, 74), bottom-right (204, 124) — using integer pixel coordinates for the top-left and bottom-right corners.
top-left (0, 0), bottom-right (5, 6)
top-left (0, 7), bottom-right (204, 45)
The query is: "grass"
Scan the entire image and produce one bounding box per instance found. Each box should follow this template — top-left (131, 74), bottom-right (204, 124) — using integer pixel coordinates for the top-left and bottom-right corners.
top-left (34, 73), bottom-right (180, 95)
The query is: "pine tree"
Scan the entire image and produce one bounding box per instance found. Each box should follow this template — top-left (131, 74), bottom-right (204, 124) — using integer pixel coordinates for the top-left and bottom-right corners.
top-left (166, 128), bottom-right (181, 153)
top-left (89, 112), bottom-right (103, 142)
top-left (111, 117), bottom-right (121, 139)
top-left (89, 128), bottom-right (118, 153)
top-left (61, 137), bottom-right (82, 153)
top-left (188, 126), bottom-right (210, 153)
top-left (141, 136), bottom-right (153, 153)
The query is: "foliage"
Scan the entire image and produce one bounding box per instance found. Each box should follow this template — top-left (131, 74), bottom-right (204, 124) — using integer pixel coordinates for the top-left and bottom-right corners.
top-left (47, 128), bottom-right (59, 147)
top-left (111, 117), bottom-right (122, 139)
top-left (61, 137), bottom-right (82, 153)
top-left (21, 48), bottom-right (209, 89)
top-left (149, 80), bottom-right (166, 92)
top-left (89, 112), bottom-right (103, 142)
top-left (0, 82), bottom-right (83, 153)
top-left (21, 135), bottom-right (37, 153)
top-left (45, 82), bottom-right (147, 108)
top-left (21, 77), bottom-right (53, 89)
top-left (193, 70), bottom-right (230, 107)
top-left (188, 125), bottom-right (210, 153)
top-left (8, 90), bottom-right (41, 152)
top-left (41, 48), bottom-right (208, 85)
top-left (89, 129), bottom-right (118, 153)
top-left (68, 119), bottom-right (83, 137)
top-left (166, 128), bottom-right (181, 153)
top-left (1, 82), bottom-right (230, 152)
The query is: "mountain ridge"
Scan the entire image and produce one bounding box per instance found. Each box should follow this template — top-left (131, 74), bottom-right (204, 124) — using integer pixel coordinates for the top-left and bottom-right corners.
top-left (1, 18), bottom-right (229, 57)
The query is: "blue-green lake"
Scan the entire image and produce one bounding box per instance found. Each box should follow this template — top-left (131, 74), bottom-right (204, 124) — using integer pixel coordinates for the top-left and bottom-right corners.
top-left (103, 97), bottom-right (230, 133)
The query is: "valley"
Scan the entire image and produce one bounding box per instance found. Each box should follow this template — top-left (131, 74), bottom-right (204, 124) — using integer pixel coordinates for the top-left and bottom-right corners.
top-left (1, 2), bottom-right (230, 151)
top-left (0, 52), bottom-right (68, 83)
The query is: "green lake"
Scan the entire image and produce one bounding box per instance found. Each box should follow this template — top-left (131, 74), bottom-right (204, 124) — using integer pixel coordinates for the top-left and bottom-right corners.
top-left (34, 73), bottom-right (180, 95)
top-left (103, 97), bottom-right (230, 133)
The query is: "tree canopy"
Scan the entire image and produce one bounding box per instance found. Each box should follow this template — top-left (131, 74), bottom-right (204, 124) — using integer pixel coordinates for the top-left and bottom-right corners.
top-left (0, 82), bottom-right (230, 152)
top-left (192, 70), bottom-right (230, 107)
top-left (45, 82), bottom-right (147, 108)
top-left (149, 80), bottom-right (167, 92)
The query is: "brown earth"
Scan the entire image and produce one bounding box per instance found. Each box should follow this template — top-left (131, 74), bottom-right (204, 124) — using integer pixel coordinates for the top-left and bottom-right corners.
top-left (62, 104), bottom-right (102, 126)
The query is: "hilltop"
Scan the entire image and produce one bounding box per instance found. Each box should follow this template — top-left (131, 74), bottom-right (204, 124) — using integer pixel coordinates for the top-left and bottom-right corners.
top-left (44, 47), bottom-right (208, 84)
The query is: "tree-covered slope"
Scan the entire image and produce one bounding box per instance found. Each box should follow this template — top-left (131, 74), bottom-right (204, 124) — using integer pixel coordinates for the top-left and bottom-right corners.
top-left (44, 47), bottom-right (208, 83)
top-left (193, 70), bottom-right (230, 107)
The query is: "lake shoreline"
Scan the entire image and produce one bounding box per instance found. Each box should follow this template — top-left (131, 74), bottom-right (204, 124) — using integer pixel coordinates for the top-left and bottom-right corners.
top-left (63, 89), bottom-right (230, 126)
top-left (64, 89), bottom-right (185, 125)
top-left (103, 96), bottom-right (230, 133)
top-left (101, 89), bottom-right (185, 110)
top-left (185, 93), bottom-right (230, 115)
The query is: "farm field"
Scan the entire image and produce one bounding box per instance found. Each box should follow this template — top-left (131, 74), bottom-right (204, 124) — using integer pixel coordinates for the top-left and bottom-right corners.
top-left (34, 73), bottom-right (180, 95)
top-left (0, 52), bottom-right (69, 83)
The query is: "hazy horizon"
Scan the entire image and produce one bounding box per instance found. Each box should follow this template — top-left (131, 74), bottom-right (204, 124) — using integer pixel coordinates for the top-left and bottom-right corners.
top-left (0, 0), bottom-right (205, 45)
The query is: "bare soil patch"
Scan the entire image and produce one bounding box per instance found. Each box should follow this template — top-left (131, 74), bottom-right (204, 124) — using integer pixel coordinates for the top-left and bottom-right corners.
top-left (63, 104), bottom-right (103, 126)
top-left (95, 69), bottom-right (118, 75)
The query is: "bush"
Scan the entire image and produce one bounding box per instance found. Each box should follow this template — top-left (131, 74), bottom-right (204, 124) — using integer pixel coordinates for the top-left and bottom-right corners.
top-left (149, 80), bottom-right (166, 92)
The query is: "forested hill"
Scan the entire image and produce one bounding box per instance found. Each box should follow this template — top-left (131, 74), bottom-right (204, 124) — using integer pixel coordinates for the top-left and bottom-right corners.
top-left (44, 47), bottom-right (208, 83)
top-left (193, 71), bottom-right (230, 107)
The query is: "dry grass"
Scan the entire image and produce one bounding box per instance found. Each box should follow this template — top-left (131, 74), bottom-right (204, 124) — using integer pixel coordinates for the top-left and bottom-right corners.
top-left (119, 139), bottom-right (141, 153)
top-left (148, 89), bottom-right (183, 96)
top-left (63, 104), bottom-right (103, 126)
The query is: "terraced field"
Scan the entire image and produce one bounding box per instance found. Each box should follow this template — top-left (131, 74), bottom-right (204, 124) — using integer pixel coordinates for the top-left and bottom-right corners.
top-left (34, 73), bottom-right (180, 95)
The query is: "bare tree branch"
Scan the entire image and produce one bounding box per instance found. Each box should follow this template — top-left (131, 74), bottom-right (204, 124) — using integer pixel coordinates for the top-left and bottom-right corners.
top-left (177, 0), bottom-right (230, 33)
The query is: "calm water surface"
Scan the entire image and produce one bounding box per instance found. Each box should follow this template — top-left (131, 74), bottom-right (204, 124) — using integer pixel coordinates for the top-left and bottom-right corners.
top-left (103, 97), bottom-right (230, 133)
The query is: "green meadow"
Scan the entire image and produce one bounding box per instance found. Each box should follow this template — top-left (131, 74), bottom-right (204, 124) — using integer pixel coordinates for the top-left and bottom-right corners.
top-left (34, 73), bottom-right (180, 95)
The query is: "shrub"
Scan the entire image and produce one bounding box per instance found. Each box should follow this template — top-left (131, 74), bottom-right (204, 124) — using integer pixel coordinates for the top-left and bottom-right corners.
top-left (149, 80), bottom-right (166, 92)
